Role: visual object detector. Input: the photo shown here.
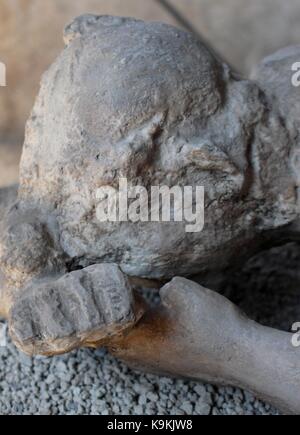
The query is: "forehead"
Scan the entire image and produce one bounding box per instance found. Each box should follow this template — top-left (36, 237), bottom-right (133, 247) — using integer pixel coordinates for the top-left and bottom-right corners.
top-left (66, 19), bottom-right (224, 142)
top-left (19, 17), bottom-right (225, 205)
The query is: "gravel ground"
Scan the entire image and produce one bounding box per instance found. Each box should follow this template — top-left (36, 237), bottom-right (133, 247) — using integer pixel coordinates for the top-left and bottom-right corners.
top-left (0, 337), bottom-right (277, 416)
top-left (1, 243), bottom-right (299, 415)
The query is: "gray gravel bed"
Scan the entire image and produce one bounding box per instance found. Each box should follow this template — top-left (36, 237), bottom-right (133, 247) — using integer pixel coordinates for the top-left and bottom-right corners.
top-left (0, 337), bottom-right (277, 415)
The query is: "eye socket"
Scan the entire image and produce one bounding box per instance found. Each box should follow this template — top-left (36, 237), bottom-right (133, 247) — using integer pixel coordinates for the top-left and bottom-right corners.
top-left (181, 141), bottom-right (239, 175)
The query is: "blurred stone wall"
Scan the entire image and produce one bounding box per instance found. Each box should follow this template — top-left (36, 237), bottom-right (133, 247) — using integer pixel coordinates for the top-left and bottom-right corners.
top-left (171, 0), bottom-right (300, 73)
top-left (0, 0), bottom-right (300, 186)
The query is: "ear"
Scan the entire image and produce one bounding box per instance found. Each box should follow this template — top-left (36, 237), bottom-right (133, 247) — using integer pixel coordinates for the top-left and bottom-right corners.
top-left (64, 14), bottom-right (100, 46)
top-left (63, 14), bottom-right (128, 46)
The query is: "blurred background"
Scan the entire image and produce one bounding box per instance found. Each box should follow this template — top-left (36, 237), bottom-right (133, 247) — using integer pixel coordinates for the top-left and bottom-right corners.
top-left (0, 0), bottom-right (300, 187)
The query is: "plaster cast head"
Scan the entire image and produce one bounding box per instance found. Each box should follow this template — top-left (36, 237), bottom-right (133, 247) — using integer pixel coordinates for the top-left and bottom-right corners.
top-left (15, 15), bottom-right (281, 281)
top-left (20, 15), bottom-right (226, 198)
